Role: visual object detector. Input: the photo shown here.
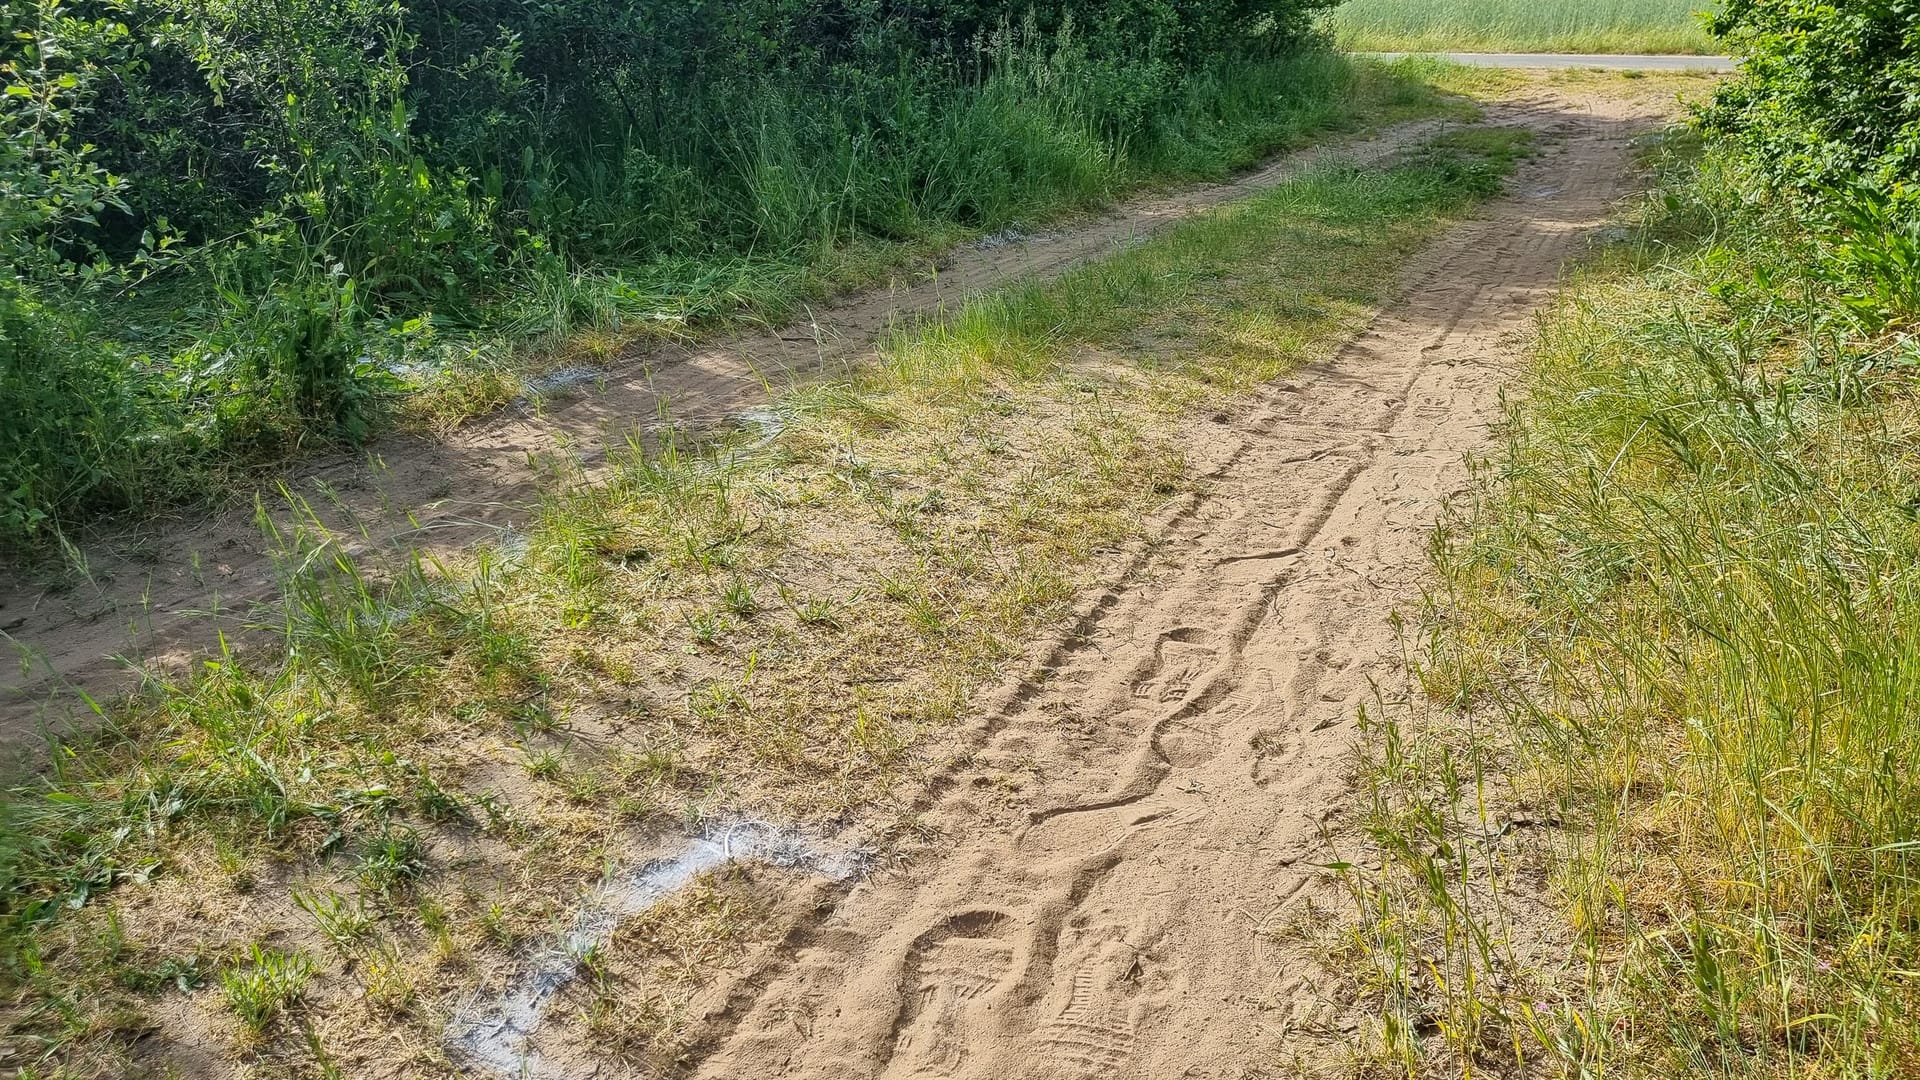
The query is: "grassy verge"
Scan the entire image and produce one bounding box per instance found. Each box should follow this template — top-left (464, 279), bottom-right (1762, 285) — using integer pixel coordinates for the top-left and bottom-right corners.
top-left (395, 55), bottom-right (1468, 432)
top-left (1326, 0), bottom-right (1717, 55)
top-left (0, 125), bottom-right (1529, 1077)
top-left (1331, 138), bottom-right (1920, 1076)
top-left (3, 51), bottom-right (1462, 555)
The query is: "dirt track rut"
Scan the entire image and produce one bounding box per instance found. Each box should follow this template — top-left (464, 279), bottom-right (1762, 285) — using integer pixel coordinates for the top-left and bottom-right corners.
top-left (631, 88), bottom-right (1665, 1079)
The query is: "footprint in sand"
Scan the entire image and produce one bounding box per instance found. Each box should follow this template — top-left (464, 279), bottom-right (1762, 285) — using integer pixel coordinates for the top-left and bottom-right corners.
top-left (1029, 876), bottom-right (1178, 1079)
top-left (1152, 709), bottom-right (1230, 769)
top-left (1249, 728), bottom-right (1296, 787)
top-left (1132, 627), bottom-right (1218, 704)
top-left (883, 910), bottom-right (1015, 1078)
top-left (1017, 804), bottom-right (1179, 862)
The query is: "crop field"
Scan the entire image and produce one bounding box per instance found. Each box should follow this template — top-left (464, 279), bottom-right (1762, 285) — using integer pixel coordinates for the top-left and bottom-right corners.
top-left (1326, 0), bottom-right (1717, 54)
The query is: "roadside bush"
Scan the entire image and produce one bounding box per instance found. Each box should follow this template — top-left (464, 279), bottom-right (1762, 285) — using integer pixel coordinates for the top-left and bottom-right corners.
top-left (1704, 2), bottom-right (1920, 212)
top-left (1702, 4), bottom-right (1920, 325)
top-left (34, 0), bottom-right (1340, 261)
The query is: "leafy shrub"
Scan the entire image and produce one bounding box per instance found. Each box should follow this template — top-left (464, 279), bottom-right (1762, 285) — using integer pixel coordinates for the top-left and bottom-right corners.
top-left (2, 2), bottom-right (169, 542)
top-left (36, 0), bottom-right (1341, 267)
top-left (0, 282), bottom-right (141, 540)
top-left (1703, 2), bottom-right (1920, 213)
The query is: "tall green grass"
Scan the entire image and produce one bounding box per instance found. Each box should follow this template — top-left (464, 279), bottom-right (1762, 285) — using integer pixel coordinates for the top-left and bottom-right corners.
top-left (1326, 0), bottom-right (1716, 54)
top-left (1344, 141), bottom-right (1920, 1076)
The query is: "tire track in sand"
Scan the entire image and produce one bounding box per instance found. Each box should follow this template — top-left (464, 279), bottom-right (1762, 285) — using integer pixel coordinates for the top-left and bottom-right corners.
top-left (653, 85), bottom-right (1673, 1080)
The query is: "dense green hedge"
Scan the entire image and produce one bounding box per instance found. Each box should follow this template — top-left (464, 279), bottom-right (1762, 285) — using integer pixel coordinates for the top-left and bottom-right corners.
top-left (1705, 1), bottom-right (1920, 209)
top-left (1704, 2), bottom-right (1920, 327)
top-left (11, 0), bottom-right (1335, 269)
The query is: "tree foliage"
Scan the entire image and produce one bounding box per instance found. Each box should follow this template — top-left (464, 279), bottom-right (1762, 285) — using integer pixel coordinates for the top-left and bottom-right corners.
top-left (11, 0), bottom-right (1337, 265)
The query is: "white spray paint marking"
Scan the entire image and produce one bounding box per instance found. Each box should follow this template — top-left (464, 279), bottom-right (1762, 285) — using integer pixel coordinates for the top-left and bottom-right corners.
top-left (732, 407), bottom-right (786, 443)
top-left (973, 226), bottom-right (1056, 250)
top-left (518, 363), bottom-right (599, 401)
top-left (447, 821), bottom-right (864, 1078)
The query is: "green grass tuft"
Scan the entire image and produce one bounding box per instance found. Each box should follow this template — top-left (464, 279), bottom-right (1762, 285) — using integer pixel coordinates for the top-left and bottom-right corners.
top-left (221, 944), bottom-right (313, 1034)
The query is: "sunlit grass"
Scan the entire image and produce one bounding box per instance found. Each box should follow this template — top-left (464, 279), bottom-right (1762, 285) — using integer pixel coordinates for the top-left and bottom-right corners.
top-left (1326, 0), bottom-right (1717, 55)
top-left (1337, 140), bottom-right (1920, 1077)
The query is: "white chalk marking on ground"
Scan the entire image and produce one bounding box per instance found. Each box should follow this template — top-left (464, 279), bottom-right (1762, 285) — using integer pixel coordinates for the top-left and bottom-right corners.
top-left (447, 821), bottom-right (865, 1079)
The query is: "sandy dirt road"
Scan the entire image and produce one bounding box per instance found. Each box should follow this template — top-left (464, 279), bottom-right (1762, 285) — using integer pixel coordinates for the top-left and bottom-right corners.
top-left (0, 117), bottom-right (1461, 741)
top-left (597, 85), bottom-right (1667, 1080)
top-left (2, 72), bottom-right (1681, 1078)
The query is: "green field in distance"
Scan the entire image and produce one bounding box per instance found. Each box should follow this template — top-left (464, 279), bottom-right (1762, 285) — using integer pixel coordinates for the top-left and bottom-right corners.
top-left (1325, 0), bottom-right (1716, 54)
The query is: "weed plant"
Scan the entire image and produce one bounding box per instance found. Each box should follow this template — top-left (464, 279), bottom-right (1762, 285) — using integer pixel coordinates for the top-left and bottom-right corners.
top-left (221, 945), bottom-right (313, 1034)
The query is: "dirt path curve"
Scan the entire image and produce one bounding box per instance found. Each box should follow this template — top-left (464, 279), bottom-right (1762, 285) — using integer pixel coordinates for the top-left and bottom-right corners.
top-left (646, 87), bottom-right (1664, 1080)
top-left (0, 117), bottom-right (1458, 740)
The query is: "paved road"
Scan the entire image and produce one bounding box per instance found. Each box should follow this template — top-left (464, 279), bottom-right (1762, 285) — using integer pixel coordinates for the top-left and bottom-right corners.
top-left (1365, 52), bottom-right (1734, 72)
